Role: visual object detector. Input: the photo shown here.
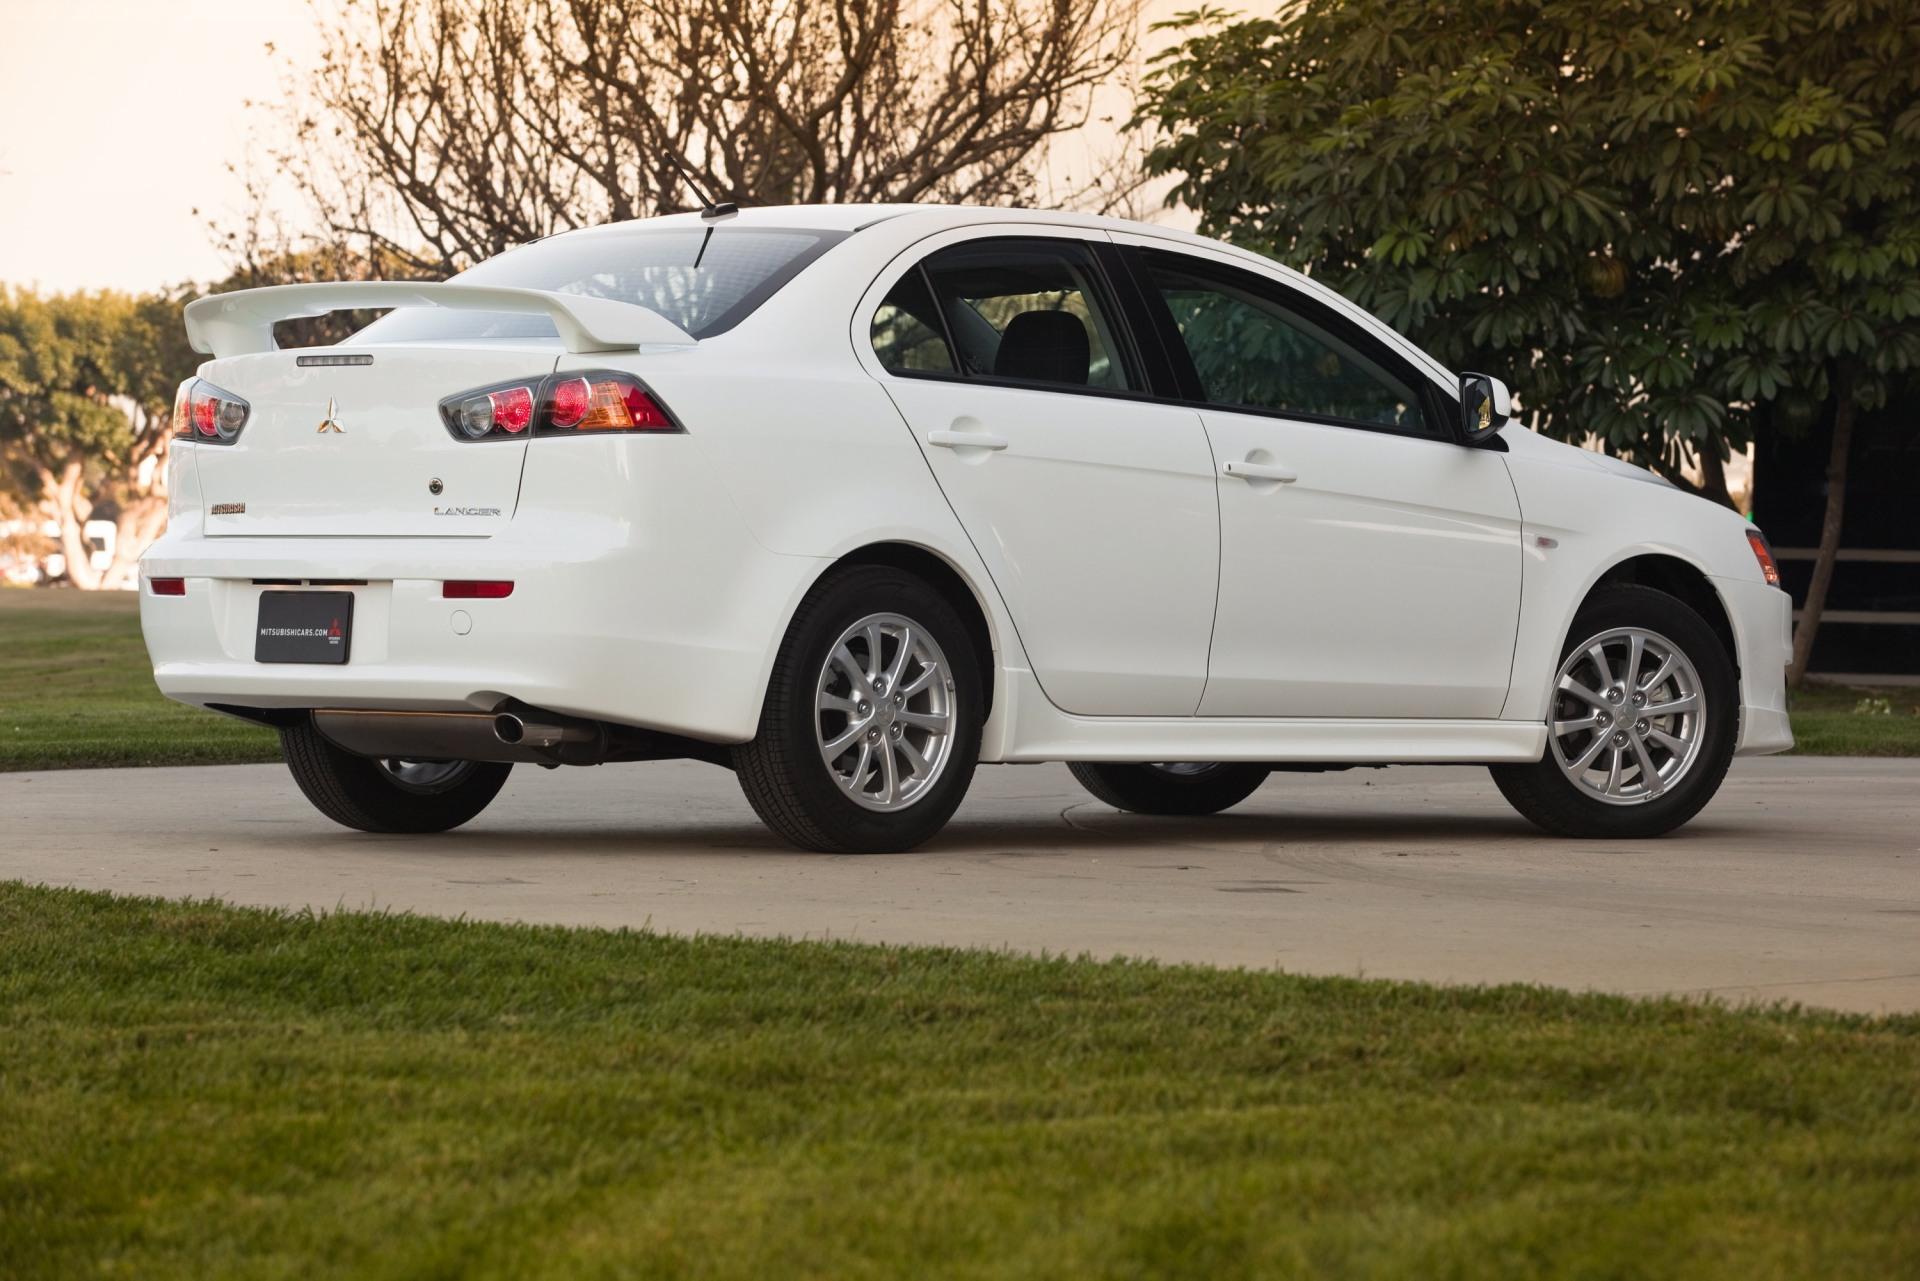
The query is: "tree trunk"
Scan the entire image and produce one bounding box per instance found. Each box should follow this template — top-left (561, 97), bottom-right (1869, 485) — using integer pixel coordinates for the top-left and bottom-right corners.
top-left (1787, 367), bottom-right (1856, 689)
top-left (1696, 445), bottom-right (1735, 512)
top-left (37, 460), bottom-right (103, 591)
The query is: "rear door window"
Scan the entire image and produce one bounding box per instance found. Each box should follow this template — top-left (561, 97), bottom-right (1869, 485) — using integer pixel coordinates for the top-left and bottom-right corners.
top-left (913, 239), bottom-right (1137, 392)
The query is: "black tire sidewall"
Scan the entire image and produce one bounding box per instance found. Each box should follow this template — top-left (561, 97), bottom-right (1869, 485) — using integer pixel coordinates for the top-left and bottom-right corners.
top-left (281, 720), bottom-right (512, 834)
top-left (1067, 762), bottom-right (1270, 816)
top-left (1492, 584), bottom-right (1738, 838)
top-left (744, 566), bottom-right (984, 852)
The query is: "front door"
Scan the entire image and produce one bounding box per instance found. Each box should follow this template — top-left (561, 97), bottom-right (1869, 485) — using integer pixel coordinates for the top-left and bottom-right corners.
top-left (1125, 242), bottom-right (1524, 718)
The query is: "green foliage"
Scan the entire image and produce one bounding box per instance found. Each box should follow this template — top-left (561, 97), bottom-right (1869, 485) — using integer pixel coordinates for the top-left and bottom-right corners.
top-left (1137, 0), bottom-right (1920, 478)
top-left (2, 882), bottom-right (1917, 1278)
top-left (0, 286), bottom-right (191, 473)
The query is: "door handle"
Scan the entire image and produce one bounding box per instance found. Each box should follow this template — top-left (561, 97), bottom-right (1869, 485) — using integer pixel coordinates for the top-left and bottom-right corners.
top-left (928, 429), bottom-right (1008, 452)
top-left (1222, 459), bottom-right (1297, 484)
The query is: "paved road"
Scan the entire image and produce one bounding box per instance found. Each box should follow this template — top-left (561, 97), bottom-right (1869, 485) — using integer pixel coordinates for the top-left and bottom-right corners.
top-left (4, 757), bottom-right (1916, 1014)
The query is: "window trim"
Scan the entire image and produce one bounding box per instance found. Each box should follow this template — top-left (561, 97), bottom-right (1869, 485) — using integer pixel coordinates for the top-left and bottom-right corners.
top-left (1118, 245), bottom-right (1458, 443)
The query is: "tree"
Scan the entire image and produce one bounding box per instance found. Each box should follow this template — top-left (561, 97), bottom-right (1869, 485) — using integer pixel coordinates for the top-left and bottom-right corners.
top-left (241, 0), bottom-right (1144, 279)
top-left (0, 289), bottom-right (191, 590)
top-left (1137, 0), bottom-right (1920, 683)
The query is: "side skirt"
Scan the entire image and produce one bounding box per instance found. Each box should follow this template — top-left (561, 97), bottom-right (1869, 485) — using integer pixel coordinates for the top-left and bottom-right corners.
top-left (987, 671), bottom-right (1547, 764)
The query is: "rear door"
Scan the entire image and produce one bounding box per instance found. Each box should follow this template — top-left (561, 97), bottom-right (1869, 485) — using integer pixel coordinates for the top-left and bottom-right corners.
top-left (191, 343), bottom-right (558, 538)
top-left (864, 230), bottom-right (1220, 717)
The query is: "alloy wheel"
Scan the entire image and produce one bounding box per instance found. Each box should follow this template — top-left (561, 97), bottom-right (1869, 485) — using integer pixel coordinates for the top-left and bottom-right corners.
top-left (1547, 627), bottom-right (1706, 805)
top-left (814, 612), bottom-right (957, 812)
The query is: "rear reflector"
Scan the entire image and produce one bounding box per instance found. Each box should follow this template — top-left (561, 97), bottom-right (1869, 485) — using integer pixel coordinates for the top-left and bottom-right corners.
top-left (149, 577), bottom-right (186, 596)
top-left (443, 580), bottom-right (514, 599)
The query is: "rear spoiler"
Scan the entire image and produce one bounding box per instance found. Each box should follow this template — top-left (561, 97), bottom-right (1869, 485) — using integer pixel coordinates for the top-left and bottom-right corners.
top-left (183, 281), bottom-right (697, 359)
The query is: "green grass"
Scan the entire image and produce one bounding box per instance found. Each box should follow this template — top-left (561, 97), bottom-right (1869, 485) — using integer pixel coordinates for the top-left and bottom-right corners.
top-left (0, 589), bottom-right (277, 770)
top-left (2, 589), bottom-right (1917, 771)
top-left (1785, 681), bottom-right (1920, 756)
top-left (0, 884), bottom-right (1915, 1279)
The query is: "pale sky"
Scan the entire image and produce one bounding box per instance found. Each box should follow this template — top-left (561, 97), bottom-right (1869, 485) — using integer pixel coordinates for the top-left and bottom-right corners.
top-left (0, 0), bottom-right (322, 292)
top-left (0, 0), bottom-right (1195, 295)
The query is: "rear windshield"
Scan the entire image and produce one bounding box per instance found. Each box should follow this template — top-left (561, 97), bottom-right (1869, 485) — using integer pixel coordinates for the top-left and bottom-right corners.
top-left (353, 226), bottom-right (848, 344)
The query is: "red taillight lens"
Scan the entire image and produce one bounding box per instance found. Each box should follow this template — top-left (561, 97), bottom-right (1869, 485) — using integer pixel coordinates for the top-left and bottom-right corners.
top-left (548, 376), bottom-right (591, 428)
top-left (149, 577), bottom-right (186, 596)
top-left (1747, 528), bottom-right (1781, 587)
top-left (557, 376), bottom-right (675, 432)
top-left (441, 372), bottom-right (680, 441)
top-left (443, 580), bottom-right (514, 599)
top-left (489, 386), bottom-right (533, 434)
top-left (173, 378), bottom-right (249, 444)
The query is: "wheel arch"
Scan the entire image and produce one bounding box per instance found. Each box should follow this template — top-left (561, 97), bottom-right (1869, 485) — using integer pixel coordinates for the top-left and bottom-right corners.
top-left (1583, 552), bottom-right (1738, 678)
top-left (827, 541), bottom-right (999, 719)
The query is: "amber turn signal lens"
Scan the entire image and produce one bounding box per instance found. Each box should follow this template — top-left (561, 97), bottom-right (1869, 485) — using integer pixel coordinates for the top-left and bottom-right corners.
top-left (1746, 529), bottom-right (1780, 587)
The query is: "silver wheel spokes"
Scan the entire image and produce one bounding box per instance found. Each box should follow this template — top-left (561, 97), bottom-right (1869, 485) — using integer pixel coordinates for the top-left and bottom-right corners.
top-left (816, 612), bottom-right (957, 813)
top-left (1548, 627), bottom-right (1705, 806)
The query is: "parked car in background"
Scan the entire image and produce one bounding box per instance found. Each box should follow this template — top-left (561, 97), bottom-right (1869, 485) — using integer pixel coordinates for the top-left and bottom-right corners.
top-left (141, 205), bottom-right (1792, 851)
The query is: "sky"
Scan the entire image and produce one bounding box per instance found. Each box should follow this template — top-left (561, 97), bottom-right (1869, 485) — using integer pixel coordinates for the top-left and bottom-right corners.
top-left (0, 0), bottom-right (1194, 295)
top-left (0, 0), bottom-right (323, 293)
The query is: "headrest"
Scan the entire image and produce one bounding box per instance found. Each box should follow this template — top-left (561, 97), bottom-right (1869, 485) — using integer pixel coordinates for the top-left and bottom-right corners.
top-left (993, 310), bottom-right (1091, 385)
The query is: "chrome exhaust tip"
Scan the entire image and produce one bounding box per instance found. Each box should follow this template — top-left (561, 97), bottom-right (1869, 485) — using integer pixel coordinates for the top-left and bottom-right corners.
top-left (493, 712), bottom-right (527, 745)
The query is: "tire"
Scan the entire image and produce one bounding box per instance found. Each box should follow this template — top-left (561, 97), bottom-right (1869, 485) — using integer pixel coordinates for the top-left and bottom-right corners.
top-left (280, 718), bottom-right (512, 834)
top-left (1067, 761), bottom-right (1271, 816)
top-left (1491, 583), bottom-right (1737, 838)
top-left (735, 565), bottom-right (984, 853)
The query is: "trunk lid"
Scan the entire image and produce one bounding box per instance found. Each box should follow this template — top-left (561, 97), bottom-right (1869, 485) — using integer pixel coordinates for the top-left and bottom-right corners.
top-left (191, 344), bottom-right (557, 538)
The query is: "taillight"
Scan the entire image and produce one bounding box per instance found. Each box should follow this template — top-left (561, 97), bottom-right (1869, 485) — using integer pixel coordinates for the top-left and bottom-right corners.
top-left (439, 372), bottom-right (679, 441)
top-left (172, 378), bottom-right (250, 444)
top-left (1746, 527), bottom-right (1781, 587)
top-left (541, 374), bottom-right (675, 433)
top-left (444, 379), bottom-right (539, 441)
top-left (149, 577), bottom-right (186, 596)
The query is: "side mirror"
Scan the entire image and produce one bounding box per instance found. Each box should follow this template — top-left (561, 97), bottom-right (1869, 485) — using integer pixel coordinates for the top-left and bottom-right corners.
top-left (1458, 372), bottom-right (1512, 444)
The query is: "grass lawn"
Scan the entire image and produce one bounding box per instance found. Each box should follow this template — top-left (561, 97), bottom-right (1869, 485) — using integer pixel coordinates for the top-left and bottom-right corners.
top-left (0, 589), bottom-right (278, 771)
top-left (1, 883), bottom-right (1916, 1279)
top-left (1784, 680), bottom-right (1920, 756)
top-left (2, 588), bottom-right (1917, 770)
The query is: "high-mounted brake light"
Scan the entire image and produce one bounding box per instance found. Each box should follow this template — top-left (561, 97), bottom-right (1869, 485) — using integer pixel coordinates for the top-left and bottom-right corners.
top-left (439, 372), bottom-right (680, 441)
top-left (1746, 527), bottom-right (1781, 587)
top-left (172, 378), bottom-right (250, 444)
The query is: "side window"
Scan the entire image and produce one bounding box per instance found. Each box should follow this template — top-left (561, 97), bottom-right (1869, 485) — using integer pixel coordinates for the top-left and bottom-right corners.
top-left (920, 239), bottom-right (1135, 392)
top-left (1144, 251), bottom-right (1435, 436)
top-left (871, 268), bottom-right (956, 375)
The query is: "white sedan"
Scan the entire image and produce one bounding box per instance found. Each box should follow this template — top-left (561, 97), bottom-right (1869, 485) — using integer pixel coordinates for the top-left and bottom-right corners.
top-left (142, 204), bottom-right (1792, 851)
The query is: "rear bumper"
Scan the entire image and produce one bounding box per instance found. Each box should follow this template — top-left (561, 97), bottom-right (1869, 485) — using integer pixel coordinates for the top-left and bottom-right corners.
top-left (1714, 574), bottom-right (1794, 756)
top-left (139, 523), bottom-right (825, 744)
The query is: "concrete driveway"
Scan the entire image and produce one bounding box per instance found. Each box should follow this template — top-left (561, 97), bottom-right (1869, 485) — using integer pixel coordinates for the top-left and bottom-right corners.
top-left (4, 756), bottom-right (1915, 1014)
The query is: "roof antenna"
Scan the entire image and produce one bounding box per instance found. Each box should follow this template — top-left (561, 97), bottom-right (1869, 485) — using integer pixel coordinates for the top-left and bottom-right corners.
top-left (660, 148), bottom-right (739, 221)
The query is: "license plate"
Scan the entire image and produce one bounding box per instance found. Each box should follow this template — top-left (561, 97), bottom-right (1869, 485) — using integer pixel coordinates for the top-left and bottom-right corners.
top-left (255, 591), bottom-right (354, 664)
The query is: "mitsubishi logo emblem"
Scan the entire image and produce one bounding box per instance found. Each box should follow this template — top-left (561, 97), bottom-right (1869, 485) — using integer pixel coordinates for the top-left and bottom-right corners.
top-left (316, 398), bottom-right (345, 434)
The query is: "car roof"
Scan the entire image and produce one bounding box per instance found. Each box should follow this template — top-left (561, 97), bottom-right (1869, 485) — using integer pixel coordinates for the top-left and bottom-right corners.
top-left (561, 202), bottom-right (1239, 255)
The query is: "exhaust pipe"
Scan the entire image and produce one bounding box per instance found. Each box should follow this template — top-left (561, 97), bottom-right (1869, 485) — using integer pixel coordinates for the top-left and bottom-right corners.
top-left (310, 701), bottom-right (734, 769)
top-left (315, 702), bottom-right (606, 766)
top-left (493, 710), bottom-right (595, 750)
